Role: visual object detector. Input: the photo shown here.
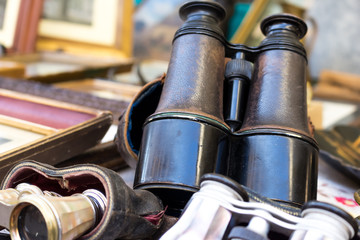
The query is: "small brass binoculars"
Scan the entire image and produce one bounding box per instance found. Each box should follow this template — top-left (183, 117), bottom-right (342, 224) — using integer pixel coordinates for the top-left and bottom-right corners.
top-left (0, 183), bottom-right (106, 240)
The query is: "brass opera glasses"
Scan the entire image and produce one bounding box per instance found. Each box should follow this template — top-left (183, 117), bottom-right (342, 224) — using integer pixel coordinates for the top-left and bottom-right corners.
top-left (134, 0), bottom-right (318, 214)
top-left (0, 183), bottom-right (106, 240)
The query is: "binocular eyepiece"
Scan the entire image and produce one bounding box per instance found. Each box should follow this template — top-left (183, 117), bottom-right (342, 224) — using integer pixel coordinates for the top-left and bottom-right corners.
top-left (0, 183), bottom-right (106, 240)
top-left (134, 0), bottom-right (318, 214)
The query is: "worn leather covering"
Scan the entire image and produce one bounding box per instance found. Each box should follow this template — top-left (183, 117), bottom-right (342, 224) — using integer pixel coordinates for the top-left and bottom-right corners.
top-left (115, 75), bottom-right (165, 169)
top-left (1, 160), bottom-right (165, 240)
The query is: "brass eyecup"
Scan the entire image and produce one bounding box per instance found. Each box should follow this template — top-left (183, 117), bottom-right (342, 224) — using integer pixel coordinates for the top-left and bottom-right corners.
top-left (10, 195), bottom-right (60, 240)
top-left (0, 183), bottom-right (46, 230)
top-left (9, 189), bottom-right (106, 240)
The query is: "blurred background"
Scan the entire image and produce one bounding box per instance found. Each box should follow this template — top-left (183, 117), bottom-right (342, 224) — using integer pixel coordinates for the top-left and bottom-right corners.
top-left (0, 0), bottom-right (358, 103)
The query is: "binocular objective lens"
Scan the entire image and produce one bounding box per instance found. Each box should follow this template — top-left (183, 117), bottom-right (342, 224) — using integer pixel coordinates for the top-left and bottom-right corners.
top-left (18, 205), bottom-right (47, 240)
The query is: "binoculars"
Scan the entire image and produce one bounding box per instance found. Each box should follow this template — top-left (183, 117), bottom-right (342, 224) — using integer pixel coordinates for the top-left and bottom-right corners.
top-left (133, 0), bottom-right (318, 213)
top-left (161, 174), bottom-right (358, 240)
top-left (0, 183), bottom-right (106, 240)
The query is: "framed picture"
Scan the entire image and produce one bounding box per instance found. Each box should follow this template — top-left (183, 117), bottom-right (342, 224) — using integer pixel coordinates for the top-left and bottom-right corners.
top-left (0, 123), bottom-right (46, 155)
top-left (0, 60), bottom-right (25, 78)
top-left (54, 78), bottom-right (141, 123)
top-left (0, 0), bottom-right (43, 54)
top-left (54, 78), bottom-right (141, 102)
top-left (38, 0), bottom-right (132, 56)
top-left (0, 88), bottom-right (113, 178)
top-left (0, 77), bottom-right (133, 125)
top-left (1, 51), bottom-right (133, 83)
top-left (0, 0), bottom-right (21, 48)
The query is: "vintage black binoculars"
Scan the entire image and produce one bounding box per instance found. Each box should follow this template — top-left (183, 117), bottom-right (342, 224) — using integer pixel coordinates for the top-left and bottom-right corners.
top-left (133, 1), bottom-right (318, 213)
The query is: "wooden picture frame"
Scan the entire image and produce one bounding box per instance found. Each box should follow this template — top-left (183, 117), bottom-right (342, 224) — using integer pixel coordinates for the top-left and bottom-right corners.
top-left (0, 0), bottom-right (21, 48)
top-left (0, 123), bottom-right (47, 155)
top-left (11, 0), bottom-right (44, 54)
top-left (1, 51), bottom-right (133, 83)
top-left (54, 78), bottom-right (141, 124)
top-left (38, 0), bottom-right (133, 57)
top-left (54, 78), bottom-right (141, 102)
top-left (40, 0), bottom-right (117, 46)
top-left (0, 60), bottom-right (25, 78)
top-left (0, 88), bottom-right (113, 178)
top-left (0, 0), bottom-right (44, 54)
top-left (0, 77), bottom-right (132, 125)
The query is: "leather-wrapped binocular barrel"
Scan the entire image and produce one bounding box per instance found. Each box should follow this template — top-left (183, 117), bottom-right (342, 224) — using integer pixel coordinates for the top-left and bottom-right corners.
top-left (121, 0), bottom-right (318, 214)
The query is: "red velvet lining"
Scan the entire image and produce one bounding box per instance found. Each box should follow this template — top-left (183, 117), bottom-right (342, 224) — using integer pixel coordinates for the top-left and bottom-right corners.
top-left (4, 166), bottom-right (109, 238)
top-left (4, 165), bottom-right (165, 238)
top-left (4, 166), bottom-right (110, 239)
top-left (0, 95), bottom-right (96, 129)
top-left (143, 209), bottom-right (166, 226)
top-left (4, 167), bottom-right (105, 196)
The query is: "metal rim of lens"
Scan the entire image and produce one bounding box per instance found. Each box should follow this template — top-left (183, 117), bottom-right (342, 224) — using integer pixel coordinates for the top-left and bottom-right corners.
top-left (9, 194), bottom-right (60, 240)
top-left (82, 189), bottom-right (107, 218)
top-left (15, 183), bottom-right (43, 196)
